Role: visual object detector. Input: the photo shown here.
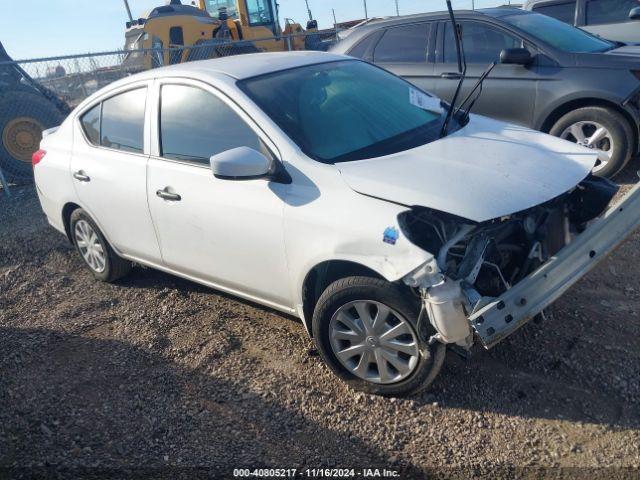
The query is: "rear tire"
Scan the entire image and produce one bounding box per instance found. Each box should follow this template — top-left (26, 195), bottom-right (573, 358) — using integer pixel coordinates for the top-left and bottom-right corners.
top-left (549, 106), bottom-right (634, 178)
top-left (312, 276), bottom-right (446, 397)
top-left (0, 90), bottom-right (66, 183)
top-left (70, 209), bottom-right (132, 283)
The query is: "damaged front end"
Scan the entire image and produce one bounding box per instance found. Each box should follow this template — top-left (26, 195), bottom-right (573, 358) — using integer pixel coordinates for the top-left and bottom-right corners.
top-left (399, 174), bottom-right (633, 350)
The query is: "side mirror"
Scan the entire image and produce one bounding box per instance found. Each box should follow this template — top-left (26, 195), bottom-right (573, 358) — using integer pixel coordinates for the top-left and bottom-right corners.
top-left (630, 7), bottom-right (640, 20)
top-left (500, 48), bottom-right (533, 66)
top-left (210, 146), bottom-right (272, 180)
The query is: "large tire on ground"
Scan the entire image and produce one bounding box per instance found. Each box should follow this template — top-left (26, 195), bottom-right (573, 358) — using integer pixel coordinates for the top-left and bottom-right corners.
top-left (70, 209), bottom-right (132, 283)
top-left (549, 106), bottom-right (635, 179)
top-left (312, 276), bottom-right (446, 397)
top-left (0, 90), bottom-right (66, 183)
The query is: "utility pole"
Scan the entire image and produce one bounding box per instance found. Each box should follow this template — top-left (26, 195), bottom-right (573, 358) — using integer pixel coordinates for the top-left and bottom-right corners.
top-left (395, 0), bottom-right (400, 16)
top-left (332, 8), bottom-right (337, 28)
top-left (123, 0), bottom-right (134, 22)
top-left (472, 0), bottom-right (475, 10)
top-left (363, 0), bottom-right (368, 21)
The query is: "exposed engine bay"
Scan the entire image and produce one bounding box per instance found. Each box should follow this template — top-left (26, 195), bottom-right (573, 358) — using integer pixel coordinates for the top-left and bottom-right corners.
top-left (399, 174), bottom-right (619, 347)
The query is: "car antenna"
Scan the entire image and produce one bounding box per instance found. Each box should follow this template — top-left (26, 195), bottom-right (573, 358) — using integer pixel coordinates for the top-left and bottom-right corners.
top-left (439, 0), bottom-right (466, 138)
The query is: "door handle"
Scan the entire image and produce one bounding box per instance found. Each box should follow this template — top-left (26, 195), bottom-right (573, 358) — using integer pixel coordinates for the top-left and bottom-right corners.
top-left (73, 170), bottom-right (90, 182)
top-left (441, 72), bottom-right (462, 79)
top-left (156, 188), bottom-right (181, 201)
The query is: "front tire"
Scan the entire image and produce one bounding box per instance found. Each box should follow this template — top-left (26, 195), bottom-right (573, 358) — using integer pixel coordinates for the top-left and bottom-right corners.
top-left (312, 276), bottom-right (446, 397)
top-left (550, 106), bottom-right (634, 178)
top-left (70, 209), bottom-right (132, 283)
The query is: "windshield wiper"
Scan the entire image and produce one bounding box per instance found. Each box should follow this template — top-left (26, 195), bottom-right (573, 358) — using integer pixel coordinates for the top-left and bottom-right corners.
top-left (439, 0), bottom-right (466, 138)
top-left (454, 61), bottom-right (497, 122)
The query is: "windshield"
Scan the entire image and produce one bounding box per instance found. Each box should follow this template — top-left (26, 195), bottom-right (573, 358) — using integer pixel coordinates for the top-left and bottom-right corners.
top-left (203, 0), bottom-right (238, 18)
top-left (502, 12), bottom-right (615, 53)
top-left (239, 61), bottom-right (446, 163)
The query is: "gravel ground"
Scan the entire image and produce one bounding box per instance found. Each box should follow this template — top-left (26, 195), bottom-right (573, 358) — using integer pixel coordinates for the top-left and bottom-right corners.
top-left (1, 169), bottom-right (639, 479)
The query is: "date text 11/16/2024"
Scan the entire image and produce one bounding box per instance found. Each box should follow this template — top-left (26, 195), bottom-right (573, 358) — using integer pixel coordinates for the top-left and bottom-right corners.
top-left (232, 468), bottom-right (401, 478)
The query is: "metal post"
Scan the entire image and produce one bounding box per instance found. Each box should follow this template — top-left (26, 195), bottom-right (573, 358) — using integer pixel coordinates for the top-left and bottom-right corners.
top-left (363, 0), bottom-right (368, 21)
top-left (304, 0), bottom-right (313, 21)
top-left (332, 8), bottom-right (337, 28)
top-left (0, 168), bottom-right (11, 198)
top-left (395, 0), bottom-right (400, 16)
top-left (123, 0), bottom-right (134, 22)
top-left (472, 0), bottom-right (475, 10)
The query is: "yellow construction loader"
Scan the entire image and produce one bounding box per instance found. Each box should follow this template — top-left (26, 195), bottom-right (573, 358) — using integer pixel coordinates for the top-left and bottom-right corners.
top-left (123, 0), bottom-right (319, 69)
top-left (197, 0), bottom-right (315, 50)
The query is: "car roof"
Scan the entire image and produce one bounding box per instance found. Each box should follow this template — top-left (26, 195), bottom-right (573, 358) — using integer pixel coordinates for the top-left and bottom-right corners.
top-left (121, 51), bottom-right (349, 85)
top-left (345, 7), bottom-right (529, 28)
top-left (330, 8), bottom-right (530, 54)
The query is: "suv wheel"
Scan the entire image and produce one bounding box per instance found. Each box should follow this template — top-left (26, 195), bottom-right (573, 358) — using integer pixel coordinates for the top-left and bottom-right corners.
top-left (70, 209), bottom-right (132, 282)
top-left (312, 276), bottom-right (446, 397)
top-left (550, 106), bottom-right (634, 178)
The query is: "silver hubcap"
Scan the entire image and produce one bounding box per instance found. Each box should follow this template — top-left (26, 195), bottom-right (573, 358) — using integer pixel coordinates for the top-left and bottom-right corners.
top-left (74, 220), bottom-right (106, 273)
top-left (560, 121), bottom-right (614, 173)
top-left (329, 300), bottom-right (420, 384)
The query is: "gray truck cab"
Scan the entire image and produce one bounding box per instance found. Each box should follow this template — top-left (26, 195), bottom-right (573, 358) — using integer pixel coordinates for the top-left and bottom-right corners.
top-left (523, 0), bottom-right (640, 44)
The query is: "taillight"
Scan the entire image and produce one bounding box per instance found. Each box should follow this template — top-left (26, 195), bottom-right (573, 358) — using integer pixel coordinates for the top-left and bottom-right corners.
top-left (32, 149), bottom-right (46, 167)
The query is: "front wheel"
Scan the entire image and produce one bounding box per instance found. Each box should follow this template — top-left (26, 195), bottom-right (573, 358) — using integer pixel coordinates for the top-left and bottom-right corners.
top-left (550, 106), bottom-right (634, 178)
top-left (312, 276), bottom-right (446, 397)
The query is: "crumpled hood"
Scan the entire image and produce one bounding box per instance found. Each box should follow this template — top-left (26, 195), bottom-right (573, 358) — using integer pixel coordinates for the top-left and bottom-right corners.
top-left (337, 116), bottom-right (597, 223)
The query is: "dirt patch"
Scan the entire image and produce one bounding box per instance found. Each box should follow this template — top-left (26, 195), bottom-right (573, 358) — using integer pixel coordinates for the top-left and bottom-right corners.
top-left (1, 171), bottom-right (639, 477)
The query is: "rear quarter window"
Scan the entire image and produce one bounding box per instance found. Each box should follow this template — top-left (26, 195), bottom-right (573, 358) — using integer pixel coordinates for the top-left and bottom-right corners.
top-left (80, 103), bottom-right (101, 146)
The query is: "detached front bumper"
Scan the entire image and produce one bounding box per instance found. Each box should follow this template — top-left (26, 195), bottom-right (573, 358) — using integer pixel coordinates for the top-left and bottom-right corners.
top-left (469, 180), bottom-right (640, 349)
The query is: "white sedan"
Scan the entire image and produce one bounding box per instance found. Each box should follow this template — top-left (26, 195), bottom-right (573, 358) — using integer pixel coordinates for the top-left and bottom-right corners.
top-left (34, 51), bottom-right (640, 396)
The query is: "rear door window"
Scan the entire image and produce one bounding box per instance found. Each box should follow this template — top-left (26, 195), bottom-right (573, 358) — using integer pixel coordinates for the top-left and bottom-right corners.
top-left (100, 88), bottom-right (147, 153)
top-left (586, 0), bottom-right (638, 25)
top-left (531, 1), bottom-right (576, 24)
top-left (159, 84), bottom-right (263, 164)
top-left (373, 23), bottom-right (430, 63)
top-left (443, 21), bottom-right (521, 64)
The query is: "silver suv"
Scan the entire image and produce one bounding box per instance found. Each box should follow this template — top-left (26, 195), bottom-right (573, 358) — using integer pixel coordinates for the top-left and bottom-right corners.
top-left (330, 8), bottom-right (640, 178)
top-left (523, 0), bottom-right (640, 43)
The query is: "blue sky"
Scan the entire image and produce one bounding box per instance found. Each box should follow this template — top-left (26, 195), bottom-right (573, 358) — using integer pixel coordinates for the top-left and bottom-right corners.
top-left (1, 0), bottom-right (512, 60)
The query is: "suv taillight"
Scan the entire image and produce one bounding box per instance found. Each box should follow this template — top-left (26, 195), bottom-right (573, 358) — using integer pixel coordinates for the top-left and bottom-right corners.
top-left (32, 149), bottom-right (46, 167)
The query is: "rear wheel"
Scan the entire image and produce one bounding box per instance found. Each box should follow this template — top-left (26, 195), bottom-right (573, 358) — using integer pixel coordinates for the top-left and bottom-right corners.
top-left (0, 90), bottom-right (66, 183)
top-left (312, 276), bottom-right (446, 397)
top-left (550, 106), bottom-right (634, 178)
top-left (70, 209), bottom-right (132, 283)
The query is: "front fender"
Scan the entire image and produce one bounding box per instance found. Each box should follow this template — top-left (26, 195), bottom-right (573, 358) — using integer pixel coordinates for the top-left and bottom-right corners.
top-left (284, 188), bottom-right (435, 319)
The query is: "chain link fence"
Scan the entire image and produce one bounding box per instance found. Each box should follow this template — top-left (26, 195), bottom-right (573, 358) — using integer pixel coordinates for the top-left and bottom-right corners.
top-left (0, 30), bottom-right (336, 183)
top-left (15, 30), bottom-right (336, 108)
